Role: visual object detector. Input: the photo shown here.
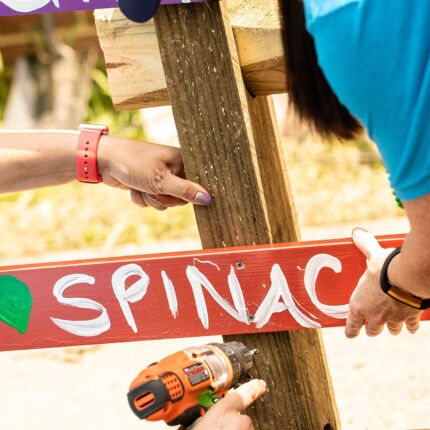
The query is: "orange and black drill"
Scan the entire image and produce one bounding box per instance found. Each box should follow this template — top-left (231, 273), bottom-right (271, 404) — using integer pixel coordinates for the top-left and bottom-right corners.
top-left (127, 341), bottom-right (258, 427)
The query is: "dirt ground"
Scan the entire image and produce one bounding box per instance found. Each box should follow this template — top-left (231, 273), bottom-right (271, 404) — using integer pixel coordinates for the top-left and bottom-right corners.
top-left (1, 217), bottom-right (429, 430)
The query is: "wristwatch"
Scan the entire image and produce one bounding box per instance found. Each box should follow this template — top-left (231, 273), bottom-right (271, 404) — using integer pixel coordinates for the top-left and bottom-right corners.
top-left (380, 247), bottom-right (430, 310)
top-left (76, 124), bottom-right (109, 183)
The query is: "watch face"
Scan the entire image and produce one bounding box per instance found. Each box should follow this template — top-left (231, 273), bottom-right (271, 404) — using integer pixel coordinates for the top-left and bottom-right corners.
top-left (388, 286), bottom-right (422, 309)
top-left (79, 124), bottom-right (109, 134)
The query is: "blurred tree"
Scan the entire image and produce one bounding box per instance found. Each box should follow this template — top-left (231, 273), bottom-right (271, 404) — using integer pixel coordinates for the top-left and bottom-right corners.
top-left (3, 14), bottom-right (96, 129)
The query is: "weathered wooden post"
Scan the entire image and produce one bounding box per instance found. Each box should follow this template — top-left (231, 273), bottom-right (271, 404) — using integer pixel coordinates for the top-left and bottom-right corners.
top-left (152, 1), bottom-right (339, 428)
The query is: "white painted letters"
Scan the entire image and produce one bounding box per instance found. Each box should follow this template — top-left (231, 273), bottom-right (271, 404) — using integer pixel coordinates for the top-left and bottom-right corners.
top-left (112, 264), bottom-right (149, 333)
top-left (304, 254), bottom-right (349, 319)
top-left (50, 274), bottom-right (111, 337)
top-left (161, 270), bottom-right (178, 319)
top-left (49, 253), bottom-right (348, 338)
top-left (186, 265), bottom-right (249, 329)
top-left (254, 264), bottom-right (321, 329)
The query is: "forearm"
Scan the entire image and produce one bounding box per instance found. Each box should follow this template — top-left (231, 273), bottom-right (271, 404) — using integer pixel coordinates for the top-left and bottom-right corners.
top-left (388, 193), bottom-right (430, 298)
top-left (0, 130), bottom-right (210, 210)
top-left (0, 130), bottom-right (79, 193)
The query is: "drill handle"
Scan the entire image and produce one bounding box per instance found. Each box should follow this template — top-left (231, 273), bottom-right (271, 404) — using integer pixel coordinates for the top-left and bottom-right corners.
top-left (166, 405), bottom-right (204, 427)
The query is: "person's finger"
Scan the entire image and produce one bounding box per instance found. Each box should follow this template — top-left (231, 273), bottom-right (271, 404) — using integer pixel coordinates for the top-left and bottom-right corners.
top-left (141, 192), bottom-right (158, 201)
top-left (140, 192), bottom-right (168, 211)
top-left (140, 192), bottom-right (187, 208)
top-left (154, 194), bottom-right (188, 208)
top-left (345, 305), bottom-right (365, 338)
top-left (365, 320), bottom-right (384, 337)
top-left (132, 190), bottom-right (168, 211)
top-left (217, 380), bottom-right (266, 412)
top-left (405, 316), bottom-right (420, 333)
top-left (130, 189), bottom-right (148, 208)
top-left (352, 227), bottom-right (382, 259)
top-left (386, 321), bottom-right (403, 335)
top-left (156, 173), bottom-right (211, 206)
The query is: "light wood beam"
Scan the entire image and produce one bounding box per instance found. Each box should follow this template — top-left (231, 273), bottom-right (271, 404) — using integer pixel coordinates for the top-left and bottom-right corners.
top-left (94, 0), bottom-right (285, 110)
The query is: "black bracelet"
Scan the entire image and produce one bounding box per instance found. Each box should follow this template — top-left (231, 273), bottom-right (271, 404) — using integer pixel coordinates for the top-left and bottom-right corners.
top-left (380, 247), bottom-right (402, 294)
top-left (380, 247), bottom-right (430, 310)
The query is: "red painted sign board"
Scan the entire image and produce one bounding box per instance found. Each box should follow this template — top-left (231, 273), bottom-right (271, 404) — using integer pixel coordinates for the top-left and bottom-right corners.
top-left (0, 234), bottom-right (427, 352)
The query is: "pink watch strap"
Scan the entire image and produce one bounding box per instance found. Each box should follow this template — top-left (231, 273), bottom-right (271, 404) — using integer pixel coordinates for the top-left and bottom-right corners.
top-left (76, 125), bottom-right (108, 183)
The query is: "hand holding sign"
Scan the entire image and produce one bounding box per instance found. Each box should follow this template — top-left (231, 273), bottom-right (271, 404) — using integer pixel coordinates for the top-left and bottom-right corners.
top-left (345, 228), bottom-right (422, 338)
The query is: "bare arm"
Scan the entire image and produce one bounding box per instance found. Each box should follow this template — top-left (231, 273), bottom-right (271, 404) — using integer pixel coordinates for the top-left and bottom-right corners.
top-left (0, 130), bottom-right (211, 209)
top-left (0, 130), bottom-right (78, 193)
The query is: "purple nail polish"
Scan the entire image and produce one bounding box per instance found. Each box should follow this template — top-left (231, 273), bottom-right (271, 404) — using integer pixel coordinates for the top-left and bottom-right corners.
top-left (195, 192), bottom-right (211, 205)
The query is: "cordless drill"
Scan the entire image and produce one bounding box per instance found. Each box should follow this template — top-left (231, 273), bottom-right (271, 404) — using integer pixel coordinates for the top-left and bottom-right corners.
top-left (127, 341), bottom-right (258, 427)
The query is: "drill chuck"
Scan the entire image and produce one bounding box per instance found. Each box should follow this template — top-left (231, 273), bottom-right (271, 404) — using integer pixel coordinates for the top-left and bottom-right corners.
top-left (207, 341), bottom-right (255, 386)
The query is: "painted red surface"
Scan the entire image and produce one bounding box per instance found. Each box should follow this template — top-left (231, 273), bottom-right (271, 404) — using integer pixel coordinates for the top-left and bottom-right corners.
top-left (1, 234), bottom-right (427, 352)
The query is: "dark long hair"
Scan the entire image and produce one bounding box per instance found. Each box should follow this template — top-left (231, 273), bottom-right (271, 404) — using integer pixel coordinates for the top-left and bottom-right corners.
top-left (279, 0), bottom-right (362, 140)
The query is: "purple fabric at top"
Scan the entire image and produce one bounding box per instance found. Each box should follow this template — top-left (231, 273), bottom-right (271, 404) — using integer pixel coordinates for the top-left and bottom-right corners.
top-left (161, 0), bottom-right (204, 4)
top-left (0, 0), bottom-right (206, 17)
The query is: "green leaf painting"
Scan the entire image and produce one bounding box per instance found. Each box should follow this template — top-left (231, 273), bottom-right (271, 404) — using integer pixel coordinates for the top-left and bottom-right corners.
top-left (0, 275), bottom-right (32, 333)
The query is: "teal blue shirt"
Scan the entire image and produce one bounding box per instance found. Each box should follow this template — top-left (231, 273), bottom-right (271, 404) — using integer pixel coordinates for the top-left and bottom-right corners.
top-left (303, 0), bottom-right (430, 200)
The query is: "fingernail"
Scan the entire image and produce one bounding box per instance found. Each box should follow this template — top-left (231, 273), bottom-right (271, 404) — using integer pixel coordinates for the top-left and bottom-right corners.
top-left (195, 192), bottom-right (211, 205)
top-left (259, 379), bottom-right (267, 387)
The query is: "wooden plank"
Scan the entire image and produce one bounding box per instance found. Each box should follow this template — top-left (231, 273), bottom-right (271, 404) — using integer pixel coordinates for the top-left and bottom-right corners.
top-left (152, 1), bottom-right (340, 428)
top-left (94, 0), bottom-right (284, 109)
top-left (1, 235), bottom-right (423, 353)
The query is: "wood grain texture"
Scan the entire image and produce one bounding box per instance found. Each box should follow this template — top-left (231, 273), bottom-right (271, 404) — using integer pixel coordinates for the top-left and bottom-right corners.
top-left (247, 93), bottom-right (300, 243)
top-left (94, 1), bottom-right (285, 110)
top-left (153, 1), bottom-right (340, 428)
top-left (243, 57), bottom-right (286, 97)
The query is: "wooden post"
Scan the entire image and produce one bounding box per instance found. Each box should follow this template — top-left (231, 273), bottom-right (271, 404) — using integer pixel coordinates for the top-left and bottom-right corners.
top-left (153, 1), bottom-right (340, 429)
